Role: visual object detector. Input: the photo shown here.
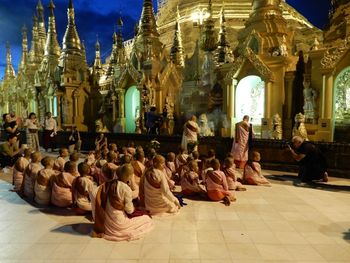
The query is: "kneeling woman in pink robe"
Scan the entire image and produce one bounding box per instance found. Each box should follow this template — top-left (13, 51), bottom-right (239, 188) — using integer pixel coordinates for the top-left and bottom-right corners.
top-left (51, 161), bottom-right (77, 207)
top-left (206, 159), bottom-right (236, 206)
top-left (34, 157), bottom-right (57, 205)
top-left (92, 164), bottom-right (154, 241)
top-left (181, 160), bottom-right (206, 196)
top-left (223, 157), bottom-right (246, 191)
top-left (23, 151), bottom-right (42, 199)
top-left (12, 148), bottom-right (32, 192)
top-left (243, 151), bottom-right (271, 186)
top-left (140, 155), bottom-right (181, 216)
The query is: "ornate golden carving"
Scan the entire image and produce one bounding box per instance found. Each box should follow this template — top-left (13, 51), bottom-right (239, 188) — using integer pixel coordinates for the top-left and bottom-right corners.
top-left (321, 36), bottom-right (350, 69)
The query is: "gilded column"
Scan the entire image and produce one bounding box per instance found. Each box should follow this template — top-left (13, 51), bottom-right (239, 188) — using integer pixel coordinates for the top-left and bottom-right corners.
top-left (264, 82), bottom-right (273, 118)
top-left (324, 74), bottom-right (334, 119)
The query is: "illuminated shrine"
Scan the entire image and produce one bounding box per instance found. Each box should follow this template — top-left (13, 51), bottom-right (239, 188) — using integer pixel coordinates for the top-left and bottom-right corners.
top-left (0, 0), bottom-right (350, 142)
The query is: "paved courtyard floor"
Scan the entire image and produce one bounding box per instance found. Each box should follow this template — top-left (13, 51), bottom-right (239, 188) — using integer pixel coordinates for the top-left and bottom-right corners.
top-left (0, 169), bottom-right (349, 263)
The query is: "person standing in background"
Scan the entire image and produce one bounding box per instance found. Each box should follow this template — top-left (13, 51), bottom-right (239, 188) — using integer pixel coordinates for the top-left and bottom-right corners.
top-left (231, 115), bottom-right (252, 169)
top-left (43, 112), bottom-right (57, 152)
top-left (24, 113), bottom-right (40, 151)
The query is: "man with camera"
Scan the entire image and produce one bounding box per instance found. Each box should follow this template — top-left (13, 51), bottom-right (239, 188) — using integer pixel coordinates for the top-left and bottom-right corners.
top-left (288, 136), bottom-right (328, 183)
top-left (0, 134), bottom-right (23, 169)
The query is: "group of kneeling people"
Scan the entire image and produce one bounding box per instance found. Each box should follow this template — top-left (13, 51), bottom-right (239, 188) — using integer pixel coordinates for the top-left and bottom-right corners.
top-left (11, 144), bottom-right (270, 242)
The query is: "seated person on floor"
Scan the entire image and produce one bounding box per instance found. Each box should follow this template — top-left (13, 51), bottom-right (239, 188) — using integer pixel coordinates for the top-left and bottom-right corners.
top-left (100, 151), bottom-right (119, 184)
top-left (73, 162), bottom-right (96, 214)
top-left (127, 141), bottom-right (136, 156)
top-left (54, 148), bottom-right (69, 172)
top-left (288, 136), bottom-right (328, 183)
top-left (175, 146), bottom-right (188, 177)
top-left (165, 152), bottom-right (178, 183)
top-left (140, 155), bottom-right (181, 216)
top-left (181, 160), bottom-right (206, 196)
top-left (0, 134), bottom-right (22, 169)
top-left (120, 163), bottom-right (139, 200)
top-left (131, 150), bottom-right (146, 185)
top-left (92, 164), bottom-right (154, 241)
top-left (145, 147), bottom-right (157, 168)
top-left (223, 157), bottom-right (246, 191)
top-left (23, 151), bottom-right (42, 199)
top-left (34, 157), bottom-right (57, 205)
top-left (12, 148), bottom-right (32, 192)
top-left (243, 151), bottom-right (271, 186)
top-left (191, 151), bottom-right (202, 175)
top-left (201, 149), bottom-right (216, 181)
top-left (51, 161), bottom-right (77, 208)
top-left (69, 152), bottom-right (80, 177)
top-left (205, 159), bottom-right (236, 206)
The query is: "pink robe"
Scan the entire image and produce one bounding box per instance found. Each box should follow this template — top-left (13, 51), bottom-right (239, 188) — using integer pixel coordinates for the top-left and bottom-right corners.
top-left (131, 160), bottom-right (145, 185)
top-left (231, 121), bottom-right (249, 164)
top-left (23, 163), bottom-right (42, 199)
top-left (13, 157), bottom-right (30, 191)
top-left (51, 172), bottom-right (75, 207)
top-left (100, 163), bottom-right (118, 184)
top-left (181, 170), bottom-right (205, 195)
top-left (54, 157), bottom-right (66, 172)
top-left (243, 162), bottom-right (270, 186)
top-left (73, 176), bottom-right (96, 211)
top-left (142, 168), bottom-right (179, 215)
top-left (34, 169), bottom-right (56, 205)
top-left (206, 170), bottom-right (234, 201)
top-left (223, 167), bottom-right (244, 190)
top-left (103, 182), bottom-right (153, 241)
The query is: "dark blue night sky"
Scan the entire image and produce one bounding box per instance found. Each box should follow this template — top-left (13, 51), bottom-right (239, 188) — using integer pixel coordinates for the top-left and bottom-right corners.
top-left (0, 0), bottom-right (331, 79)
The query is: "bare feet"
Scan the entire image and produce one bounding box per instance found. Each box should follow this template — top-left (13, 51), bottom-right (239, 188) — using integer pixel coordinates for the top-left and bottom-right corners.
top-left (323, 172), bottom-right (329, 182)
top-left (223, 196), bottom-right (231, 206)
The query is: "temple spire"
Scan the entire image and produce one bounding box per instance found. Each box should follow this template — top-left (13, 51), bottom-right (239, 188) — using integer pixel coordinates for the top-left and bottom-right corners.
top-left (4, 42), bottom-right (16, 81)
top-left (29, 15), bottom-right (42, 64)
top-left (36, 0), bottom-right (46, 53)
top-left (44, 0), bottom-right (61, 58)
top-left (137, 0), bottom-right (159, 38)
top-left (19, 25), bottom-right (29, 73)
top-left (170, 6), bottom-right (185, 67)
top-left (200, 0), bottom-right (217, 52)
top-left (107, 26), bottom-right (119, 77)
top-left (94, 36), bottom-right (102, 70)
top-left (216, 6), bottom-right (230, 64)
top-left (62, 0), bottom-right (82, 54)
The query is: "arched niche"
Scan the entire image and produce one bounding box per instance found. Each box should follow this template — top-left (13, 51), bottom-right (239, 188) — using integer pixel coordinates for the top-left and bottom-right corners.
top-left (235, 75), bottom-right (265, 135)
top-left (125, 86), bottom-right (140, 133)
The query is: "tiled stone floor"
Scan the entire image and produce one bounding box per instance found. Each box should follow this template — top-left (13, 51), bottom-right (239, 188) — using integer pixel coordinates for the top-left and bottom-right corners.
top-left (0, 169), bottom-right (349, 262)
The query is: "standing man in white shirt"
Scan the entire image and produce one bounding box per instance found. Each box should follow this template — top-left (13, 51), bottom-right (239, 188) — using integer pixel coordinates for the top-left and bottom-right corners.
top-left (43, 112), bottom-right (57, 152)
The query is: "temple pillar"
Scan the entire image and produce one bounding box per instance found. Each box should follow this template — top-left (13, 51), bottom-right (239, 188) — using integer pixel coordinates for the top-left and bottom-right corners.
top-left (73, 92), bottom-right (79, 125)
top-left (227, 78), bottom-right (237, 137)
top-left (283, 71), bottom-right (296, 138)
top-left (115, 89), bottom-right (125, 133)
top-left (56, 94), bottom-right (62, 129)
top-left (324, 74), bottom-right (334, 119)
top-left (315, 73), bottom-right (333, 141)
top-left (261, 81), bottom-right (273, 138)
top-left (136, 84), bottom-right (144, 134)
top-left (155, 88), bottom-right (163, 113)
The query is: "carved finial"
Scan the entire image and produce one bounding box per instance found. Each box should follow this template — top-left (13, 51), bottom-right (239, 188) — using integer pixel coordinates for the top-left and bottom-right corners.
top-left (137, 0), bottom-right (159, 37)
top-left (200, 0), bottom-right (217, 51)
top-left (170, 5), bottom-right (185, 67)
top-left (48, 0), bottom-right (55, 17)
top-left (4, 41), bottom-right (16, 80)
top-left (217, 5), bottom-right (230, 63)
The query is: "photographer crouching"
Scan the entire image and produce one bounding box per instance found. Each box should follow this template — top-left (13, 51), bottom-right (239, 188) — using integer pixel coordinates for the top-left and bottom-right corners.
top-left (288, 136), bottom-right (329, 183)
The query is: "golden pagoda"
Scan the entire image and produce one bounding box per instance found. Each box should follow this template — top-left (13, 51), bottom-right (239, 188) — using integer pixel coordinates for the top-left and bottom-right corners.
top-left (1, 0), bottom-right (350, 142)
